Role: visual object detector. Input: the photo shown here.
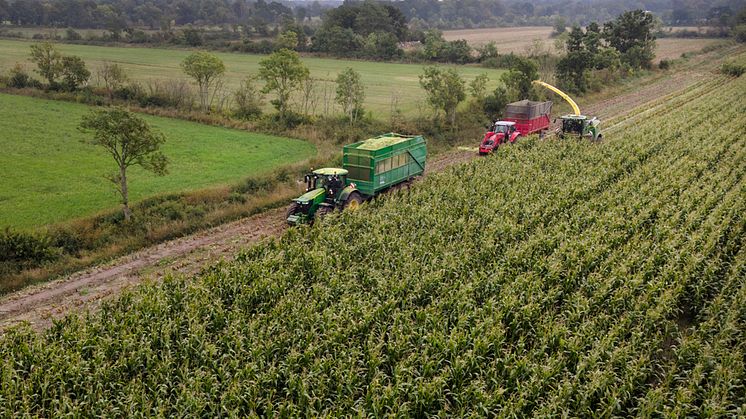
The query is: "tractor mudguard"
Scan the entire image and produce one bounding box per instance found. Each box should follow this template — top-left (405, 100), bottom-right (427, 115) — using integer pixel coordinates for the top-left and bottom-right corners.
top-left (338, 185), bottom-right (359, 204)
top-left (509, 132), bottom-right (521, 143)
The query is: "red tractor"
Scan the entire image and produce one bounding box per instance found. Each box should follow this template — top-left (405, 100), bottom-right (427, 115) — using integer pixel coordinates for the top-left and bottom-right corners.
top-left (479, 100), bottom-right (553, 155)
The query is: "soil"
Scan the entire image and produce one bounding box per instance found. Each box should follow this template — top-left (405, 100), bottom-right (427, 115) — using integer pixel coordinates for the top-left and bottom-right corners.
top-left (0, 47), bottom-right (735, 332)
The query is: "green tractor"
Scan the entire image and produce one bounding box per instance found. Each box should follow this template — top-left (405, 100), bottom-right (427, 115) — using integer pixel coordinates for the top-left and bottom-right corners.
top-left (286, 168), bottom-right (363, 225)
top-left (557, 115), bottom-right (603, 141)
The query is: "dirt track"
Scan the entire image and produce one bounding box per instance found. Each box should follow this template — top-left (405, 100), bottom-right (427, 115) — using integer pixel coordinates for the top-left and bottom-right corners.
top-left (0, 47), bottom-right (733, 332)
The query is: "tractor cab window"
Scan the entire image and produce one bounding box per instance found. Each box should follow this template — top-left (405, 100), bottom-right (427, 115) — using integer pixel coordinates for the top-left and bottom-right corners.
top-left (327, 175), bottom-right (343, 193)
top-left (493, 124), bottom-right (509, 134)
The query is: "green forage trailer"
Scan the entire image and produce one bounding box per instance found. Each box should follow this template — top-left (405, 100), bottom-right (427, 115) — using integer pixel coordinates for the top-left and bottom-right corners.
top-left (287, 133), bottom-right (427, 225)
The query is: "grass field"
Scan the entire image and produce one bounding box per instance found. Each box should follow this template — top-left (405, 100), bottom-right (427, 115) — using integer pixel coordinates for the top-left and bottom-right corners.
top-left (0, 93), bottom-right (316, 229)
top-left (0, 39), bottom-right (506, 118)
top-left (442, 26), bottom-right (725, 62)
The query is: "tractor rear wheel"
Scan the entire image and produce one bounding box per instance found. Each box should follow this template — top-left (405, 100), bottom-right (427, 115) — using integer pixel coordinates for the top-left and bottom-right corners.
top-left (314, 206), bottom-right (333, 223)
top-left (343, 192), bottom-right (363, 211)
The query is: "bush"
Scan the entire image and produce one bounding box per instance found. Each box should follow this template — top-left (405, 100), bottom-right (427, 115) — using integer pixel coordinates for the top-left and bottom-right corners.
top-left (481, 53), bottom-right (522, 69)
top-left (233, 77), bottom-right (264, 120)
top-left (113, 83), bottom-right (145, 101)
top-left (4, 64), bottom-right (33, 88)
top-left (658, 59), bottom-right (671, 70)
top-left (734, 25), bottom-right (746, 43)
top-left (66, 28), bottom-right (82, 41)
top-left (721, 62), bottom-right (745, 77)
top-left (0, 228), bottom-right (58, 265)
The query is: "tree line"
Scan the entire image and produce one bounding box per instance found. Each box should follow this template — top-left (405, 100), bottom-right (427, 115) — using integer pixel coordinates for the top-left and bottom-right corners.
top-left (2, 0), bottom-right (743, 32)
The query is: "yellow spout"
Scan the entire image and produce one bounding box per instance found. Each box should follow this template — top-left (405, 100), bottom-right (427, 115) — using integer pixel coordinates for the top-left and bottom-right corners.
top-left (532, 80), bottom-right (581, 116)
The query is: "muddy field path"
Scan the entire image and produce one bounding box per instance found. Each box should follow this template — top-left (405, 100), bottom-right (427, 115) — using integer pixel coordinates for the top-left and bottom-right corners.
top-left (0, 47), bottom-right (734, 332)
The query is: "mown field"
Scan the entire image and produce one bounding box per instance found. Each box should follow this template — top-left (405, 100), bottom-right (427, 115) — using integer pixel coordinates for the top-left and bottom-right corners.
top-left (442, 26), bottom-right (726, 62)
top-left (0, 93), bottom-right (316, 229)
top-left (0, 39), bottom-right (506, 118)
top-left (1, 50), bottom-right (744, 415)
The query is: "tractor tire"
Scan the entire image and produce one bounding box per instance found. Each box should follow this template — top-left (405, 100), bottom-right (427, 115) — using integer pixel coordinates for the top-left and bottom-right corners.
top-left (343, 192), bottom-right (363, 211)
top-left (512, 135), bottom-right (521, 144)
top-left (314, 206), bottom-right (333, 223)
top-left (286, 202), bottom-right (300, 219)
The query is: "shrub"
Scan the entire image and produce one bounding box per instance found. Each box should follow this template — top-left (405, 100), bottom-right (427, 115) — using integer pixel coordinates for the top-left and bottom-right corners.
top-left (658, 59), bottom-right (671, 70)
top-left (721, 62), bottom-right (745, 77)
top-left (233, 76), bottom-right (264, 120)
top-left (5, 64), bottom-right (33, 88)
top-left (66, 28), bottom-right (82, 41)
top-left (0, 228), bottom-right (58, 265)
top-left (734, 25), bottom-right (746, 43)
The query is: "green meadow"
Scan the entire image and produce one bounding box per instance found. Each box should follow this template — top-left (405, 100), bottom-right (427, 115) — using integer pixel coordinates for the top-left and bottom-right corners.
top-left (0, 93), bottom-right (316, 229)
top-left (0, 39), bottom-right (507, 117)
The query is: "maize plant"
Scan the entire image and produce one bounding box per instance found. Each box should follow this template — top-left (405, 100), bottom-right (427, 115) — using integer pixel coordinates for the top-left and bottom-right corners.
top-left (1, 59), bottom-right (745, 418)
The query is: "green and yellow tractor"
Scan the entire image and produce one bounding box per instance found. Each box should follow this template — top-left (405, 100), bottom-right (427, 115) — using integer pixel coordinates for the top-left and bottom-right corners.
top-left (286, 168), bottom-right (364, 225)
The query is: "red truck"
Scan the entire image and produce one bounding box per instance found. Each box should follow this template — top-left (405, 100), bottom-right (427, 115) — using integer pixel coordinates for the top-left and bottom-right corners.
top-left (479, 100), bottom-right (553, 155)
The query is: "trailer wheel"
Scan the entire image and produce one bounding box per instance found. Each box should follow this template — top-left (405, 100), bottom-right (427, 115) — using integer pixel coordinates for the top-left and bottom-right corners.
top-left (314, 206), bottom-right (333, 223)
top-left (343, 192), bottom-right (363, 211)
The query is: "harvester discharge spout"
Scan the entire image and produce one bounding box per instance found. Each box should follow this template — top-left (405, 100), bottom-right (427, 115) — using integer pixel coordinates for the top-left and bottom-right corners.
top-left (532, 80), bottom-right (581, 116)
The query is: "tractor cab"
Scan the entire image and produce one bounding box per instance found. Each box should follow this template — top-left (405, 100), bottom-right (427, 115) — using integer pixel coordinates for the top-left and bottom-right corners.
top-left (492, 121), bottom-right (515, 135)
top-left (304, 168), bottom-right (348, 201)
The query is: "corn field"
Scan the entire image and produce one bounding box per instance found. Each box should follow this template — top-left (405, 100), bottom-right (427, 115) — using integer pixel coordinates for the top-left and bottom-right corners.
top-left (1, 70), bottom-right (745, 417)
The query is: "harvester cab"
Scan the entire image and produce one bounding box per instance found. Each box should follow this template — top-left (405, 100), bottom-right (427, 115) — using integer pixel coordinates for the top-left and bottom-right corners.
top-left (286, 168), bottom-right (361, 225)
top-left (557, 115), bottom-right (602, 141)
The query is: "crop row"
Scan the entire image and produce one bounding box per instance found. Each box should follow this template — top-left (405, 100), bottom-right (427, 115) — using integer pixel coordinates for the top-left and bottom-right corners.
top-left (0, 73), bottom-right (744, 416)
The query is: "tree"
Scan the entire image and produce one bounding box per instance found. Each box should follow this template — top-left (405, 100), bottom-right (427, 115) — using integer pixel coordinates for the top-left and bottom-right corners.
top-left (182, 28), bottom-right (203, 46)
top-left (501, 56), bottom-right (539, 100)
top-left (603, 10), bottom-right (656, 69)
top-left (553, 16), bottom-right (567, 35)
top-left (258, 49), bottom-right (310, 119)
top-left (276, 30), bottom-right (299, 50)
top-left (29, 42), bottom-right (62, 86)
top-left (60, 56), bottom-right (90, 91)
top-left (469, 73), bottom-right (489, 103)
top-left (335, 67), bottom-right (365, 124)
top-left (311, 26), bottom-right (363, 57)
top-left (97, 62), bottom-right (128, 100)
top-left (79, 108), bottom-right (168, 221)
top-left (233, 76), bottom-right (264, 120)
top-left (478, 42), bottom-right (498, 62)
top-left (555, 26), bottom-right (592, 93)
top-left (180, 52), bottom-right (225, 112)
top-left (419, 66), bottom-right (466, 126)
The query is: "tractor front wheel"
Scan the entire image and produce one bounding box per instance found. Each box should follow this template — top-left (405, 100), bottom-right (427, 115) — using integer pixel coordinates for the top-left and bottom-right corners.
top-left (314, 206), bottom-right (333, 223)
top-left (286, 202), bottom-right (300, 219)
top-left (343, 192), bottom-right (363, 211)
